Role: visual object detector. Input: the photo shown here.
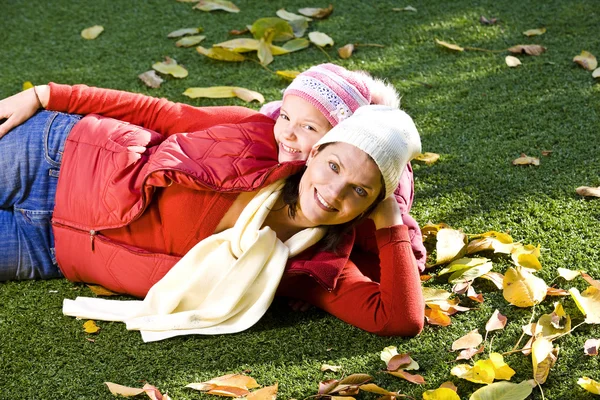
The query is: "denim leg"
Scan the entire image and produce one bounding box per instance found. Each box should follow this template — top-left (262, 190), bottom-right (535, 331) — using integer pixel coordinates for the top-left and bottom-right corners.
top-left (0, 110), bottom-right (81, 280)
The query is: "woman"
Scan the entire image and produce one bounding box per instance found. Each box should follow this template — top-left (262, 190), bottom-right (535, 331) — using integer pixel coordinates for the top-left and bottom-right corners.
top-left (0, 85), bottom-right (424, 338)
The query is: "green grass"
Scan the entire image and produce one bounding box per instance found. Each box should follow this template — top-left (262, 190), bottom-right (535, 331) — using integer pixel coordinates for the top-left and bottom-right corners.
top-left (1, 0), bottom-right (599, 399)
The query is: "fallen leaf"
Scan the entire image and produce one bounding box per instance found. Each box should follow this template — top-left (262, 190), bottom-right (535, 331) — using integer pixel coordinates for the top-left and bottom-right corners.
top-left (593, 68), bottom-right (600, 78)
top-left (503, 266), bottom-right (547, 307)
top-left (194, 0), bottom-right (240, 13)
top-left (229, 28), bottom-right (249, 35)
top-left (425, 308), bottom-right (452, 326)
top-left (541, 150), bottom-right (553, 156)
top-left (436, 228), bottom-right (467, 265)
top-left (87, 284), bottom-right (119, 296)
top-left (447, 259), bottom-right (493, 284)
top-left (523, 28), bottom-right (546, 36)
top-left (276, 9), bottom-right (312, 22)
top-left (23, 81), bottom-right (34, 90)
top-left (506, 55), bottom-right (522, 67)
top-left (143, 383), bottom-right (167, 400)
top-left (167, 27), bottom-right (202, 38)
top-left (276, 70), bottom-right (300, 80)
top-left (557, 267), bottom-right (582, 281)
top-left (196, 46), bottom-right (246, 62)
top-left (576, 186), bottom-right (600, 197)
top-left (451, 362), bottom-right (494, 384)
top-left (104, 382), bottom-right (145, 396)
top-left (359, 383), bottom-right (398, 396)
top-left (81, 25), bottom-right (104, 40)
top-left (187, 374), bottom-right (259, 392)
top-left (83, 320), bottom-right (100, 334)
top-left (207, 386), bottom-right (251, 397)
top-left (508, 45), bottom-right (546, 56)
top-left (511, 243), bottom-right (542, 270)
top-left (422, 287), bottom-right (453, 302)
top-left (452, 329), bottom-right (483, 351)
top-left (584, 338), bottom-right (599, 356)
top-left (414, 152), bottom-right (440, 165)
top-left (481, 271), bottom-right (505, 290)
top-left (512, 153), bottom-right (540, 166)
top-left (569, 286), bottom-right (600, 323)
top-left (422, 387), bottom-right (460, 400)
top-left (456, 346), bottom-right (485, 361)
top-left (257, 38), bottom-right (273, 66)
top-left (214, 38), bottom-right (260, 53)
top-left (578, 377), bottom-right (600, 395)
top-left (281, 38), bottom-right (310, 52)
top-left (469, 381), bottom-right (533, 400)
top-left (488, 353), bottom-right (516, 380)
top-left (435, 39), bottom-right (464, 52)
top-left (183, 86), bottom-right (264, 103)
top-left (532, 338), bottom-right (558, 384)
top-left (247, 384), bottom-right (278, 400)
top-left (250, 18), bottom-right (294, 42)
top-left (546, 287), bottom-right (569, 296)
top-left (392, 6), bottom-right (417, 12)
top-left (573, 51), bottom-right (598, 71)
top-left (467, 286), bottom-right (484, 303)
top-left (479, 16), bottom-right (498, 25)
top-left (152, 57), bottom-right (188, 78)
top-left (298, 4), bottom-right (334, 19)
top-left (321, 364), bottom-right (342, 372)
top-left (581, 272), bottom-right (600, 289)
top-left (467, 231), bottom-right (514, 255)
top-left (486, 309), bottom-right (508, 332)
top-left (309, 31), bottom-right (334, 47)
top-left (420, 274), bottom-right (433, 282)
top-left (386, 370), bottom-right (425, 384)
top-left (176, 35), bottom-right (206, 47)
top-left (338, 44), bottom-right (354, 59)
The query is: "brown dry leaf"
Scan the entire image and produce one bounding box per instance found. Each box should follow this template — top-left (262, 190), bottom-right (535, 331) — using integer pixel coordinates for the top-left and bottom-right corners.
top-left (436, 228), bottom-right (467, 265)
top-left (503, 266), bottom-right (547, 307)
top-left (104, 382), bottom-right (145, 396)
top-left (486, 309), bottom-right (508, 332)
top-left (83, 320), bottom-right (100, 334)
top-left (523, 28), bottom-right (546, 36)
top-left (276, 70), bottom-right (300, 80)
top-left (207, 386), bottom-right (251, 397)
top-left (359, 383), bottom-right (398, 397)
top-left (386, 370), bottom-right (425, 384)
top-left (194, 0), bottom-right (240, 13)
top-left (196, 46), bottom-right (246, 62)
top-left (467, 285), bottom-right (484, 303)
top-left (481, 271), bottom-right (505, 290)
top-left (320, 364), bottom-right (342, 372)
top-left (479, 16), bottom-right (498, 25)
top-left (338, 44), bottom-right (354, 59)
top-left (569, 286), bottom-right (600, 324)
top-left (87, 284), bottom-right (119, 296)
top-left (435, 39), bottom-right (464, 52)
top-left (532, 338), bottom-right (558, 384)
top-left (453, 281), bottom-right (470, 295)
top-left (230, 28), bottom-right (249, 35)
top-left (309, 32), bottom-right (334, 47)
top-left (298, 4), bottom-right (333, 19)
top-left (456, 345), bottom-right (484, 361)
top-left (420, 274), bottom-right (432, 282)
top-left (546, 287), bottom-right (569, 296)
top-left (187, 374), bottom-right (260, 392)
top-left (81, 25), bottom-right (104, 40)
top-left (144, 383), bottom-right (168, 400)
top-left (541, 150), bottom-right (553, 156)
top-left (506, 55), bottom-right (522, 67)
top-left (176, 35), bottom-right (206, 47)
top-left (512, 153), bottom-right (540, 166)
top-left (425, 307), bottom-right (452, 326)
top-left (152, 57), bottom-right (188, 78)
top-left (573, 51), bottom-right (598, 71)
top-left (414, 152), bottom-right (440, 165)
top-left (581, 272), bottom-right (600, 289)
top-left (576, 186), bottom-right (600, 197)
top-left (593, 68), bottom-right (600, 78)
top-left (584, 339), bottom-right (599, 356)
top-left (578, 377), bottom-right (600, 395)
top-left (247, 384), bottom-right (278, 400)
top-left (452, 329), bottom-right (483, 351)
top-left (168, 27), bottom-right (202, 38)
top-left (508, 44), bottom-right (546, 56)
top-left (138, 71), bottom-right (164, 89)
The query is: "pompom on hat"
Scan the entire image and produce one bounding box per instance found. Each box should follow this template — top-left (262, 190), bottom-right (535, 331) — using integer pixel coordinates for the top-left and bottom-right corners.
top-left (312, 105), bottom-right (421, 199)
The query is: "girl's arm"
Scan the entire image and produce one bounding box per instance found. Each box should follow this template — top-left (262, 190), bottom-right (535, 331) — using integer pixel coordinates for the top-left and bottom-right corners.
top-left (278, 224), bottom-right (425, 336)
top-left (46, 83), bottom-right (264, 136)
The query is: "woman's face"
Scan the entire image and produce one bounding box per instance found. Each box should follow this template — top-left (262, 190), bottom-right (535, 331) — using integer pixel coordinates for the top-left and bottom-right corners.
top-left (296, 142), bottom-right (383, 227)
top-left (274, 95), bottom-right (332, 163)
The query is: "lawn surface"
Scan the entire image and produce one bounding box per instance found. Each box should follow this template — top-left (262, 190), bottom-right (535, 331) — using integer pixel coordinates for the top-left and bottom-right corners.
top-left (1, 0), bottom-right (599, 399)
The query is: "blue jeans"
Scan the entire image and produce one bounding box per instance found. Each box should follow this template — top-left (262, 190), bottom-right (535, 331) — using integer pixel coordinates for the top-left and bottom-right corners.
top-left (0, 110), bottom-right (81, 280)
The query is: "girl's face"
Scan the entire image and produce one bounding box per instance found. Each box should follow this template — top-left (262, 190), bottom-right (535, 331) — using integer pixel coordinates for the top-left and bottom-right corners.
top-left (274, 95), bottom-right (332, 163)
top-left (296, 142), bottom-right (383, 227)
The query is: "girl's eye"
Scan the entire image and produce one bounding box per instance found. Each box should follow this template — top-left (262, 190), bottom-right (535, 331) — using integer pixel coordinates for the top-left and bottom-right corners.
top-left (302, 124), bottom-right (316, 131)
top-left (279, 113), bottom-right (289, 121)
top-left (328, 162), bottom-right (339, 173)
top-left (355, 187), bottom-right (367, 197)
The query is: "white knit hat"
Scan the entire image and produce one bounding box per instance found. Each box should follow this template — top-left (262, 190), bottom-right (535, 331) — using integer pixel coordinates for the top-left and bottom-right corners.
top-left (312, 105), bottom-right (421, 199)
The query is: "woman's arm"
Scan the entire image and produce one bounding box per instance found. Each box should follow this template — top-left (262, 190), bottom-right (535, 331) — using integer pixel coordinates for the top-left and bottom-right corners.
top-left (0, 87), bottom-right (46, 138)
top-left (46, 83), bottom-right (263, 136)
top-left (278, 224), bottom-right (425, 336)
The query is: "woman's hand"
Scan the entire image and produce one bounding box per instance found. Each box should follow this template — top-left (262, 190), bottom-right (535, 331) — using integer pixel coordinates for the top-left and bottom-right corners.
top-left (0, 85), bottom-right (49, 139)
top-left (369, 196), bottom-right (404, 230)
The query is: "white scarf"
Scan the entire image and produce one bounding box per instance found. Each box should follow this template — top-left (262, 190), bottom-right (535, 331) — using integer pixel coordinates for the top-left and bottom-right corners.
top-left (63, 180), bottom-right (325, 342)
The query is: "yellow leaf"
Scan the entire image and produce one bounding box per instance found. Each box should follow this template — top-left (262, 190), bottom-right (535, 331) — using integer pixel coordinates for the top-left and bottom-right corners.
top-left (438, 257), bottom-right (490, 276)
top-left (452, 329), bottom-right (483, 351)
top-left (576, 186), bottom-right (600, 197)
top-left (183, 86), bottom-right (234, 99)
top-left (104, 382), bottom-right (145, 396)
top-left (507, 45), bottom-right (546, 56)
top-left (523, 28), bottom-right (546, 36)
top-left (309, 32), bottom-right (334, 47)
top-left (435, 39), bottom-right (464, 52)
top-left (197, 46), bottom-right (246, 62)
top-left (258, 38), bottom-right (273, 66)
top-left (414, 152), bottom-right (440, 165)
top-left (422, 287), bottom-right (453, 302)
top-left (422, 387), bottom-right (460, 400)
top-left (536, 302), bottom-right (571, 336)
top-left (281, 38), bottom-right (310, 53)
top-left (469, 381), bottom-right (533, 400)
top-left (436, 228), bottom-right (467, 265)
top-left (569, 286), bottom-right (600, 323)
top-left (87, 284), bottom-right (119, 296)
top-left (593, 68), bottom-right (600, 78)
top-left (320, 364), bottom-right (342, 372)
top-left (424, 308), bottom-right (452, 326)
top-left (207, 386), bottom-right (250, 397)
top-left (276, 9), bottom-right (312, 22)
top-left (573, 50), bottom-right (598, 71)
top-left (83, 320), bottom-right (100, 334)
top-left (176, 35), bottom-right (206, 47)
top-left (81, 25), bottom-right (104, 40)
top-left (489, 352), bottom-right (515, 381)
top-left (480, 271), bottom-right (505, 289)
top-left (512, 154), bottom-right (540, 166)
top-left (338, 44), bottom-right (354, 59)
top-left (247, 384), bottom-right (278, 400)
top-left (214, 38), bottom-right (260, 53)
top-left (167, 27), bottom-right (202, 38)
top-left (505, 55), bottom-right (522, 67)
top-left (152, 57), bottom-right (188, 78)
top-left (532, 338), bottom-right (558, 384)
top-left (578, 377), bottom-right (600, 395)
top-left (451, 361), bottom-right (494, 384)
top-left (250, 18), bottom-right (294, 42)
top-left (359, 383), bottom-right (398, 396)
top-left (187, 374), bottom-right (259, 391)
top-left (22, 81), bottom-right (34, 90)
top-left (503, 267), bottom-right (547, 307)
top-left (511, 243), bottom-right (542, 270)
top-left (194, 0), bottom-right (240, 13)
top-left (298, 4), bottom-right (334, 19)
top-left (276, 70), bottom-right (300, 80)
top-left (232, 87), bottom-right (265, 103)
top-left (557, 267), bottom-right (582, 281)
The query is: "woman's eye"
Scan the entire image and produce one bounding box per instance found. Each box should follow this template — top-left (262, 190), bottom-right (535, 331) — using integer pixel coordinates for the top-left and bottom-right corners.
top-left (355, 187), bottom-right (367, 196)
top-left (328, 162), bottom-right (339, 172)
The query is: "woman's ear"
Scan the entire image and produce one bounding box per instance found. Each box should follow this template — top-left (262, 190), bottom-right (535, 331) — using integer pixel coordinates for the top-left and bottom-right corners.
top-left (306, 146), bottom-right (320, 165)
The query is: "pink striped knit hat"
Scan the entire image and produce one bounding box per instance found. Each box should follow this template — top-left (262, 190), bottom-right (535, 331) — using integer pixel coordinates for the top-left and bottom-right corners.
top-left (283, 63), bottom-right (374, 126)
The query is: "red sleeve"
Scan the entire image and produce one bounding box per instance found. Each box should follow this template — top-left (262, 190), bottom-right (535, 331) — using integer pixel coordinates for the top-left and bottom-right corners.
top-left (46, 83), bottom-right (263, 136)
top-left (278, 225), bottom-right (425, 336)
